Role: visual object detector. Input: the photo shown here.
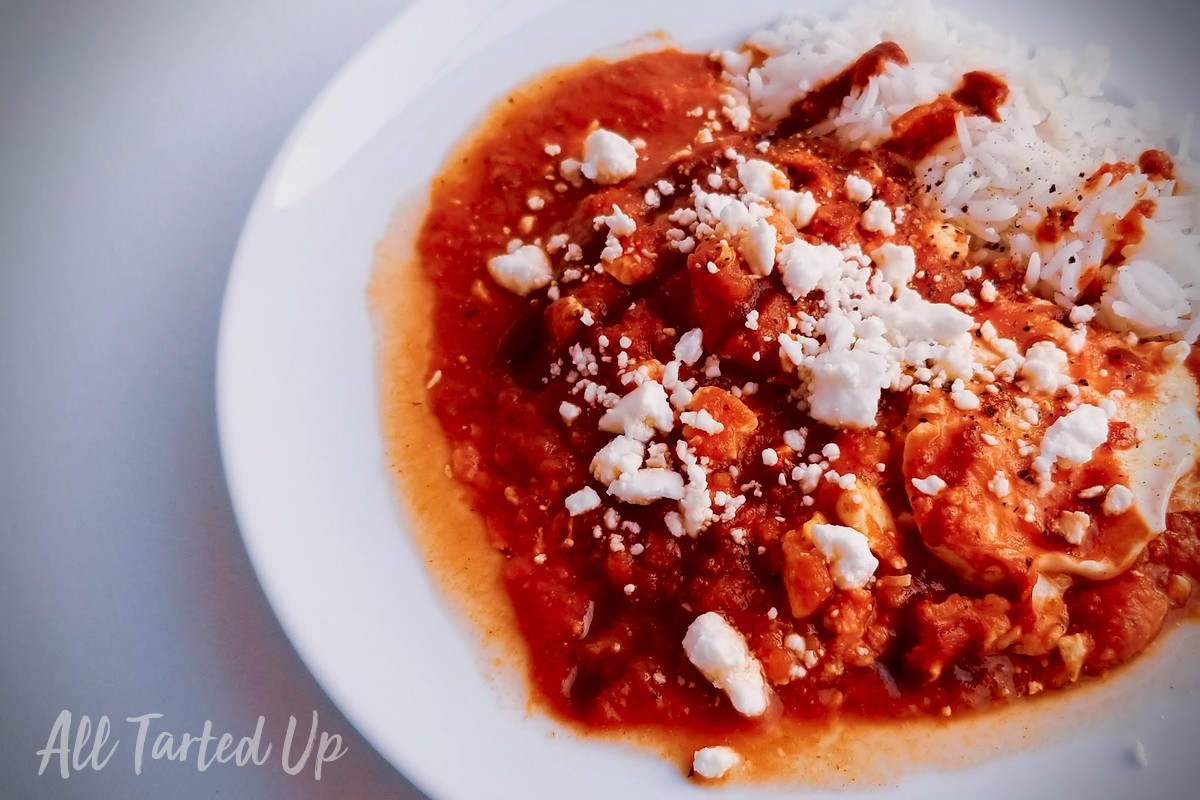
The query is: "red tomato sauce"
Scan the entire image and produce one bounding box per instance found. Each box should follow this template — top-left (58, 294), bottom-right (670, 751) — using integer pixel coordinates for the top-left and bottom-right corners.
top-left (402, 46), bottom-right (1200, 739)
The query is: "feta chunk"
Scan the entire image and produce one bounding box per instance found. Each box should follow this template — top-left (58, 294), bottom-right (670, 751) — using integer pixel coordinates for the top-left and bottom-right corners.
top-left (740, 218), bottom-right (778, 276)
top-left (1103, 484), bottom-right (1134, 516)
top-left (559, 401), bottom-right (582, 424)
top-left (590, 435), bottom-right (645, 485)
top-left (564, 487), bottom-right (601, 516)
top-left (692, 746), bottom-right (741, 780)
top-left (736, 159), bottom-right (788, 198)
top-left (594, 204), bottom-right (636, 237)
top-left (876, 290), bottom-right (973, 345)
top-left (773, 189), bottom-right (818, 228)
top-left (683, 612), bottom-right (771, 717)
top-left (680, 409), bottom-right (724, 434)
top-left (1019, 341), bottom-right (1070, 394)
top-left (608, 468), bottom-right (686, 504)
top-left (861, 200), bottom-right (895, 235)
top-left (486, 245), bottom-right (552, 296)
top-left (599, 381), bottom-right (674, 441)
top-left (807, 349), bottom-right (887, 429)
top-left (911, 475), bottom-right (947, 496)
top-left (844, 174), bottom-right (874, 202)
top-left (674, 328), bottom-right (705, 366)
top-left (1034, 404), bottom-right (1110, 489)
top-left (778, 239), bottom-right (844, 299)
top-left (1036, 402), bottom-right (1108, 465)
top-left (1054, 510), bottom-right (1091, 546)
top-left (579, 128), bottom-right (639, 184)
top-left (871, 243), bottom-right (916, 288)
top-left (808, 523), bottom-right (879, 589)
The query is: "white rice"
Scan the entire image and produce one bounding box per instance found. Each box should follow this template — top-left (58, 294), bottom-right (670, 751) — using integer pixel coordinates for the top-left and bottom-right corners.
top-left (718, 0), bottom-right (1199, 341)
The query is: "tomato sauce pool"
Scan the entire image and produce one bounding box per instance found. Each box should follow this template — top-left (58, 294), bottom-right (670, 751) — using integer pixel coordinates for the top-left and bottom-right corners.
top-left (397, 45), bottom-right (1200, 748)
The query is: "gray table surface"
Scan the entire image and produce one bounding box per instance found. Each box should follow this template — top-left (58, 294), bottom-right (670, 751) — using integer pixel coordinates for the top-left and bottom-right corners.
top-left (0, 1), bottom-right (426, 797)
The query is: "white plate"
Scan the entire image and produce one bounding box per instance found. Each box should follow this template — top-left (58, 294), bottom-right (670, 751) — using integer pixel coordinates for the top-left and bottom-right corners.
top-left (217, 1), bottom-right (1200, 797)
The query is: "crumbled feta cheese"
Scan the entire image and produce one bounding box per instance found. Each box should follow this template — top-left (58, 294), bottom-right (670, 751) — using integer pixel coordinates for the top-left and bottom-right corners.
top-left (861, 200), bottom-right (895, 235)
top-left (808, 523), bottom-right (879, 590)
top-left (980, 280), bottom-right (998, 303)
top-left (778, 239), bottom-right (845, 299)
top-left (608, 468), bottom-right (686, 504)
top-left (486, 244), bottom-right (552, 296)
top-left (987, 470), bottom-right (1011, 498)
top-left (784, 429), bottom-right (806, 452)
top-left (1055, 510), bottom-right (1091, 545)
top-left (598, 381), bottom-right (674, 441)
top-left (1019, 341), bottom-right (1070, 394)
top-left (740, 218), bottom-right (778, 276)
top-left (911, 475), bottom-right (947, 496)
top-left (844, 174), bottom-right (874, 202)
top-left (579, 128), bottom-right (639, 184)
top-left (681, 409), bottom-right (725, 434)
top-left (775, 189), bottom-right (819, 228)
top-left (677, 442), bottom-right (713, 536)
top-left (692, 746), bottom-right (741, 780)
top-left (951, 387), bottom-right (981, 410)
top-left (674, 328), bottom-right (704, 365)
top-left (808, 349), bottom-right (888, 429)
top-left (559, 401), bottom-right (582, 424)
top-left (1069, 305), bottom-right (1096, 324)
top-left (683, 612), bottom-right (771, 717)
top-left (745, 309), bottom-right (760, 330)
top-left (950, 291), bottom-right (976, 309)
top-left (1103, 484), bottom-right (1134, 516)
top-left (590, 435), bottom-right (645, 485)
top-left (565, 487), bottom-right (601, 516)
top-left (871, 243), bottom-right (916, 288)
top-left (594, 204), bottom-right (636, 237)
top-left (1034, 404), bottom-right (1110, 490)
top-left (761, 448), bottom-right (779, 466)
top-left (736, 159), bottom-right (788, 198)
